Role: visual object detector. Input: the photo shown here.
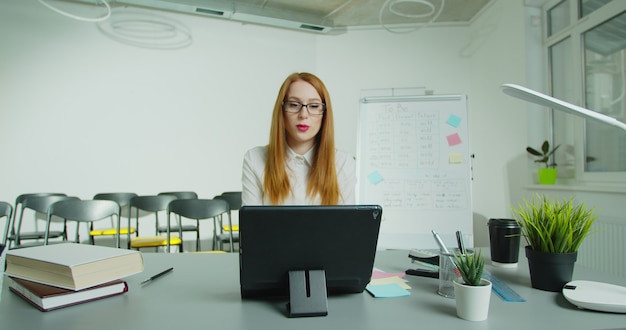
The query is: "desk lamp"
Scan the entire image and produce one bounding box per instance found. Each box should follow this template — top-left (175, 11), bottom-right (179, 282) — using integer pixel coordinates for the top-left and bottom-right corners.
top-left (501, 83), bottom-right (626, 131)
top-left (501, 83), bottom-right (626, 313)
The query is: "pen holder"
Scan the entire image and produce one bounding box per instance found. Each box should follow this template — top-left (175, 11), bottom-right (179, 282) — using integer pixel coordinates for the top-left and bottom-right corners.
top-left (438, 249), bottom-right (464, 298)
top-left (438, 248), bottom-right (473, 298)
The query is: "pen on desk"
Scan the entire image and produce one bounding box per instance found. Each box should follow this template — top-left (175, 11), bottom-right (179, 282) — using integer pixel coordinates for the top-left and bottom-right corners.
top-left (456, 230), bottom-right (465, 255)
top-left (431, 230), bottom-right (450, 253)
top-left (141, 267), bottom-right (174, 285)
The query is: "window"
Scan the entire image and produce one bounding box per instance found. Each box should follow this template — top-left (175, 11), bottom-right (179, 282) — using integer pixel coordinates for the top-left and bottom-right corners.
top-left (545, 0), bottom-right (626, 183)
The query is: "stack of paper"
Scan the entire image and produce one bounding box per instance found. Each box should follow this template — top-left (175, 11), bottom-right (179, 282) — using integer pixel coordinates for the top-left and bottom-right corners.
top-left (5, 243), bottom-right (144, 311)
top-left (366, 269), bottom-right (411, 298)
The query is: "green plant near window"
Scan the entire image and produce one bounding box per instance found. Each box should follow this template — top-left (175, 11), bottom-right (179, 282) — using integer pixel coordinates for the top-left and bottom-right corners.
top-left (526, 140), bottom-right (560, 168)
top-left (511, 195), bottom-right (597, 253)
top-left (452, 250), bottom-right (485, 286)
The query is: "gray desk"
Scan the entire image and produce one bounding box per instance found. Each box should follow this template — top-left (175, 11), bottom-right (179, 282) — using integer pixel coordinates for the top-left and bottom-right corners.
top-left (1, 250), bottom-right (625, 329)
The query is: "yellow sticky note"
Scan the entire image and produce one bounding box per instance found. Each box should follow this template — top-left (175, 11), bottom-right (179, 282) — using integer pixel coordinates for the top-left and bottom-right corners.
top-left (369, 276), bottom-right (411, 290)
top-left (449, 153), bottom-right (463, 164)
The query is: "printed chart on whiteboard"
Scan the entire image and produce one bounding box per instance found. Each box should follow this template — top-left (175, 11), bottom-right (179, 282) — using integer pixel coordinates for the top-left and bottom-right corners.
top-left (357, 94), bottom-right (472, 250)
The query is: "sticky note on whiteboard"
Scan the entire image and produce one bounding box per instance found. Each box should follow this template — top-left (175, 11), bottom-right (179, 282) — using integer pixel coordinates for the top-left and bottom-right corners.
top-left (447, 114), bottom-right (462, 128)
top-left (368, 171), bottom-right (384, 185)
top-left (447, 133), bottom-right (462, 146)
top-left (449, 153), bottom-right (463, 164)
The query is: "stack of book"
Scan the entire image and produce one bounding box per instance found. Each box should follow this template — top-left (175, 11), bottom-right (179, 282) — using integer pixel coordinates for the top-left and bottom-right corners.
top-left (5, 243), bottom-right (144, 311)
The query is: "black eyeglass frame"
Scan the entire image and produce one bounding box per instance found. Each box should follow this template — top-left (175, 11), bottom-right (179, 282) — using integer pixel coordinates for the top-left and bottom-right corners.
top-left (281, 101), bottom-right (326, 115)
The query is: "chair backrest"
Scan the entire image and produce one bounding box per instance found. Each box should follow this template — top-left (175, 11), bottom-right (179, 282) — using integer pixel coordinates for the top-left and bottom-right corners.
top-left (130, 195), bottom-right (179, 240)
top-left (22, 195), bottom-right (79, 214)
top-left (158, 191), bottom-right (198, 200)
top-left (10, 193), bottom-right (67, 237)
top-left (45, 199), bottom-right (121, 247)
top-left (214, 192), bottom-right (242, 211)
top-left (166, 199), bottom-right (229, 252)
top-left (14, 193), bottom-right (67, 207)
top-left (168, 199), bottom-right (230, 220)
top-left (17, 195), bottom-right (80, 236)
top-left (1, 201), bottom-right (14, 245)
top-left (130, 195), bottom-right (178, 213)
top-left (48, 200), bottom-right (121, 223)
top-left (93, 193), bottom-right (138, 208)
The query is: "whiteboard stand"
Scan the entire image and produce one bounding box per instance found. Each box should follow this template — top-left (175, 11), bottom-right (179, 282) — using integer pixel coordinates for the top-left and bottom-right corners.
top-left (356, 92), bottom-right (472, 250)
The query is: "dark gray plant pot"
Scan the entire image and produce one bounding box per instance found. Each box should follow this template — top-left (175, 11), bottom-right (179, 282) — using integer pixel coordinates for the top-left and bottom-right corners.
top-left (525, 246), bottom-right (577, 292)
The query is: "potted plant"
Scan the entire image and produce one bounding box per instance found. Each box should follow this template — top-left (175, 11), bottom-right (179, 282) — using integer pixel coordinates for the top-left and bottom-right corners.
top-left (526, 140), bottom-right (560, 184)
top-left (451, 250), bottom-right (491, 321)
top-left (511, 194), bottom-right (597, 292)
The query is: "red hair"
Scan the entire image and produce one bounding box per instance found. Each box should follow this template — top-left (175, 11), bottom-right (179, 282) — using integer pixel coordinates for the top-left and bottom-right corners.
top-left (264, 72), bottom-right (339, 205)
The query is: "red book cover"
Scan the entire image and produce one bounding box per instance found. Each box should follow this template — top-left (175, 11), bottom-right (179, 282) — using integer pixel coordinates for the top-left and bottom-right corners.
top-left (8, 276), bottom-right (128, 312)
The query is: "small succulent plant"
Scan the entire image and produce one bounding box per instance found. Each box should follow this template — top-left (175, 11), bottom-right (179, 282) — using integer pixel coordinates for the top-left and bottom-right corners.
top-left (452, 250), bottom-right (485, 286)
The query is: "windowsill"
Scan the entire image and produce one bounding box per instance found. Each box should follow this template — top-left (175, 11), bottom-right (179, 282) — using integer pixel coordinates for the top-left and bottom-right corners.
top-left (525, 182), bottom-right (626, 194)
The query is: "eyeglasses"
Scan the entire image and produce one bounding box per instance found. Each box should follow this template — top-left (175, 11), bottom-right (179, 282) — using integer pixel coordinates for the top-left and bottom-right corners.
top-left (282, 101), bottom-right (326, 116)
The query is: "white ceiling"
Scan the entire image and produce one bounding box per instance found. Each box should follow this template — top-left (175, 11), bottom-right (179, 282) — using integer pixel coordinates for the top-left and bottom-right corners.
top-left (224, 0), bottom-right (494, 27)
top-left (63, 0), bottom-right (495, 33)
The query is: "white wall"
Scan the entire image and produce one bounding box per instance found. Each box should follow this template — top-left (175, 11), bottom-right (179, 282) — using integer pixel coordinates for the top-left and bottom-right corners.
top-left (0, 0), bottom-right (529, 247)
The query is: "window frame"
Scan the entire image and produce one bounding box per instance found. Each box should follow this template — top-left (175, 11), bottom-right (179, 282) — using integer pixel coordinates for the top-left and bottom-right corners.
top-left (543, 0), bottom-right (626, 186)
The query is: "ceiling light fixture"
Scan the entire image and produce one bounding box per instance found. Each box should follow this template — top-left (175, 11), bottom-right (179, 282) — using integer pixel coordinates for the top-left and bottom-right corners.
top-left (389, 0), bottom-right (435, 19)
top-left (96, 9), bottom-right (192, 49)
top-left (379, 0), bottom-right (445, 34)
top-left (38, 0), bottom-right (112, 22)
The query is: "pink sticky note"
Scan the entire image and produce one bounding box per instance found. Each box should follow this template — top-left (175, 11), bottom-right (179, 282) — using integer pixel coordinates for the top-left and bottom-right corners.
top-left (447, 133), bottom-right (462, 146)
top-left (371, 269), bottom-right (406, 279)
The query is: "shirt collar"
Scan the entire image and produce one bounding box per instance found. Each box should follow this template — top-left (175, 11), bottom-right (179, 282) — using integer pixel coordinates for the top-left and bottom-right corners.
top-left (286, 145), bottom-right (315, 166)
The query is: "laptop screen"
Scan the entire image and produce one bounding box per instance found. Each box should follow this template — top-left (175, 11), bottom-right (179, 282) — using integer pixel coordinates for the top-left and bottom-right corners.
top-left (238, 205), bottom-right (382, 301)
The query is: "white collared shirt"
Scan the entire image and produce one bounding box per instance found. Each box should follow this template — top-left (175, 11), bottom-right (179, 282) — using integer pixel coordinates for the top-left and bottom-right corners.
top-left (241, 145), bottom-right (356, 206)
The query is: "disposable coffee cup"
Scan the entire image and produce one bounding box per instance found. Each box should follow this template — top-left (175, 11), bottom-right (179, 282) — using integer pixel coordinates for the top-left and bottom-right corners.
top-left (488, 218), bottom-right (520, 268)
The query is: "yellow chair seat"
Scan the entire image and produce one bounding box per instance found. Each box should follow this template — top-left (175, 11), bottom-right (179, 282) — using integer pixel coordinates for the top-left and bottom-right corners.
top-left (90, 227), bottom-right (136, 236)
top-left (194, 250), bottom-right (227, 254)
top-left (222, 224), bottom-right (239, 231)
top-left (130, 235), bottom-right (182, 248)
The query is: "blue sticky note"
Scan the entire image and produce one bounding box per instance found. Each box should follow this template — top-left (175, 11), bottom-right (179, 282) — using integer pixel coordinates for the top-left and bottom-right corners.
top-left (366, 283), bottom-right (411, 298)
top-left (447, 114), bottom-right (462, 128)
top-left (368, 171), bottom-right (384, 185)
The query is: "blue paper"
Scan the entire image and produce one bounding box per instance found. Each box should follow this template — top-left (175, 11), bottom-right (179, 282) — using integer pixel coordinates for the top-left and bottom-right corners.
top-left (366, 283), bottom-right (410, 298)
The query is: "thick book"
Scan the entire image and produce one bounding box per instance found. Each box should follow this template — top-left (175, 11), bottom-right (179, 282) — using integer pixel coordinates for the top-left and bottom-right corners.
top-left (8, 276), bottom-right (128, 312)
top-left (5, 243), bottom-right (144, 290)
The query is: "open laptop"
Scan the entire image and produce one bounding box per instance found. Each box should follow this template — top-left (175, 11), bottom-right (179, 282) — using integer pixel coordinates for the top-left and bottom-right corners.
top-left (238, 205), bottom-right (382, 317)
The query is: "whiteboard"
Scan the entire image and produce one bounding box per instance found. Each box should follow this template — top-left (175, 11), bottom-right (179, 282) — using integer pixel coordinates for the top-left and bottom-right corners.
top-left (356, 94), bottom-right (472, 250)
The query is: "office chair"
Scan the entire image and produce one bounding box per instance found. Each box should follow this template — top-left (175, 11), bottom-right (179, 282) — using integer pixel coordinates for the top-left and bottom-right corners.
top-left (44, 199), bottom-right (122, 248)
top-left (213, 191), bottom-right (241, 252)
top-left (6, 193), bottom-right (66, 248)
top-left (1, 201), bottom-right (14, 247)
top-left (166, 198), bottom-right (230, 253)
top-left (158, 191), bottom-right (198, 199)
top-left (92, 193), bottom-right (138, 248)
top-left (157, 191), bottom-right (200, 250)
top-left (128, 195), bottom-right (182, 252)
top-left (12, 195), bottom-right (79, 249)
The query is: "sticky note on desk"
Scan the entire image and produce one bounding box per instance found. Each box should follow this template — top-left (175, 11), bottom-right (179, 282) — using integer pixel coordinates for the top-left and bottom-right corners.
top-left (369, 276), bottom-right (411, 290)
top-left (366, 283), bottom-right (410, 298)
top-left (372, 269), bottom-right (405, 280)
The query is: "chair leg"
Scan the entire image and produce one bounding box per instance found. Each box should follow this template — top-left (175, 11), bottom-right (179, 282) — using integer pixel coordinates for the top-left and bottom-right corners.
top-left (196, 220), bottom-right (200, 251)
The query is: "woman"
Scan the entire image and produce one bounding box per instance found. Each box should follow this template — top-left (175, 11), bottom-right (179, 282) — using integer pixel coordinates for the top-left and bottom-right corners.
top-left (242, 72), bottom-right (356, 205)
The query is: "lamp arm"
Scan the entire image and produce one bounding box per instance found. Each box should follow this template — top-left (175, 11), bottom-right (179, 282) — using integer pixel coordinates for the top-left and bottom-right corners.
top-left (501, 83), bottom-right (626, 132)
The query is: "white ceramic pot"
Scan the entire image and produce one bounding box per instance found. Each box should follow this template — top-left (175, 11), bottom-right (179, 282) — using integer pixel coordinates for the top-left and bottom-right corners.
top-left (453, 278), bottom-right (492, 321)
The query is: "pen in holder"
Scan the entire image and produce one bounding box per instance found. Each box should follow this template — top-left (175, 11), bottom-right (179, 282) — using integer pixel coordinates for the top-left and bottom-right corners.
top-left (438, 248), bottom-right (467, 298)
